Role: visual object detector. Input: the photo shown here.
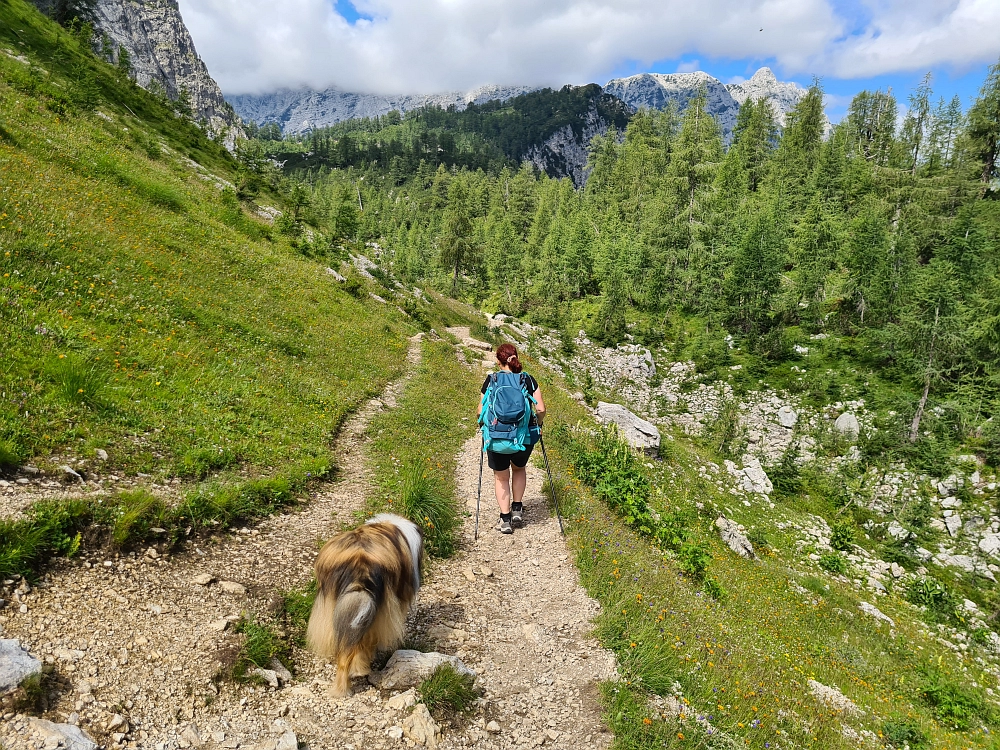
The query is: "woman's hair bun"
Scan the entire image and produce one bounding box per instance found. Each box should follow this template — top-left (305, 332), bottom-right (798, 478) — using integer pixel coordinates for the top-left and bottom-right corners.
top-left (496, 343), bottom-right (523, 374)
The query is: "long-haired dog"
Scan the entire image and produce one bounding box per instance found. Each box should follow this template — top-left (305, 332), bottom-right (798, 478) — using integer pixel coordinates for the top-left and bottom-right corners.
top-left (306, 513), bottom-right (423, 697)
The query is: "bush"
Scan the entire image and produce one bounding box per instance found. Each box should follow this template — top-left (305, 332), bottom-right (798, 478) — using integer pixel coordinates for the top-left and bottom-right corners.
top-left (920, 671), bottom-right (994, 730)
top-left (770, 443), bottom-right (802, 496)
top-left (703, 576), bottom-right (727, 600)
top-left (396, 461), bottom-right (458, 558)
top-left (906, 577), bottom-right (957, 621)
top-left (702, 396), bottom-right (746, 461)
top-left (881, 718), bottom-right (928, 749)
top-left (0, 438), bottom-right (22, 474)
top-left (818, 552), bottom-right (847, 575)
top-left (746, 526), bottom-right (769, 550)
top-left (677, 542), bottom-right (711, 580)
top-left (830, 521), bottom-right (855, 551)
top-left (418, 663), bottom-right (477, 718)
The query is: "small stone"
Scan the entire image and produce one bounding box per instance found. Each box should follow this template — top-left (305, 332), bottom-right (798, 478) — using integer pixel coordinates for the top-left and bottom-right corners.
top-left (387, 689), bottom-right (418, 710)
top-left (386, 726), bottom-right (404, 739)
top-left (480, 566), bottom-right (494, 577)
top-left (95, 449), bottom-right (109, 461)
top-left (486, 721), bottom-right (502, 734)
top-left (208, 617), bottom-right (230, 632)
top-left (546, 729), bottom-right (560, 741)
top-left (60, 465), bottom-right (82, 481)
top-left (462, 568), bottom-right (476, 582)
top-left (181, 724), bottom-right (203, 747)
top-left (269, 657), bottom-right (293, 684)
top-left (834, 412), bottom-right (860, 438)
top-left (219, 581), bottom-right (247, 596)
top-left (372, 650), bottom-right (476, 690)
top-left (146, 547), bottom-right (159, 559)
top-left (0, 638), bottom-right (42, 692)
top-left (253, 668), bottom-right (280, 688)
top-left (777, 406), bottom-right (797, 428)
top-left (402, 703), bottom-right (440, 747)
top-left (275, 733), bottom-right (297, 750)
top-left (191, 573), bottom-right (215, 586)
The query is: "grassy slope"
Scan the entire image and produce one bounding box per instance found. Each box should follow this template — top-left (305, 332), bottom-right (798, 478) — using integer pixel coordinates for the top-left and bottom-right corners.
top-left (0, 0), bottom-right (432, 573)
top-left (541, 432), bottom-right (997, 747)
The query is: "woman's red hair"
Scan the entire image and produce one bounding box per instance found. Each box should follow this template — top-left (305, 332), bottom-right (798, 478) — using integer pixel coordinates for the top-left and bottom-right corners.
top-left (496, 343), bottom-right (522, 374)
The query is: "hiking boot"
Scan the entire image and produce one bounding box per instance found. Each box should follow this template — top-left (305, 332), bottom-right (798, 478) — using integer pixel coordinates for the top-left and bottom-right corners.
top-left (511, 503), bottom-right (524, 527)
top-left (499, 517), bottom-right (513, 534)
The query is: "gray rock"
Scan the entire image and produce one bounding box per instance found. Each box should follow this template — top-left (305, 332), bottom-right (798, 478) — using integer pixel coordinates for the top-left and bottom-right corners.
top-left (777, 406), bottom-right (798, 428)
top-left (595, 402), bottom-right (660, 455)
top-left (834, 412), bottom-right (860, 438)
top-left (95, 449), bottom-right (109, 461)
top-left (887, 521), bottom-right (911, 540)
top-left (83, 0), bottom-right (243, 145)
top-left (275, 731), bottom-right (298, 750)
top-left (945, 514), bottom-right (963, 537)
top-left (252, 668), bottom-right (280, 688)
top-left (387, 688), bottom-right (418, 710)
top-left (181, 723), bottom-right (203, 747)
top-left (726, 67), bottom-right (829, 131)
top-left (219, 580), bottom-right (246, 596)
top-left (486, 720), bottom-right (502, 734)
top-left (402, 703), bottom-right (440, 748)
top-left (858, 601), bottom-right (894, 626)
top-left (980, 534), bottom-right (1000, 557)
top-left (325, 267), bottom-right (346, 282)
top-left (60, 464), bottom-right (82, 481)
top-left (371, 650), bottom-right (475, 690)
top-left (191, 573), bottom-right (215, 586)
top-left (269, 657), bottom-right (293, 684)
top-left (26, 719), bottom-right (97, 750)
top-left (0, 638), bottom-right (41, 693)
top-left (524, 93), bottom-right (621, 186)
top-left (715, 517), bottom-right (755, 559)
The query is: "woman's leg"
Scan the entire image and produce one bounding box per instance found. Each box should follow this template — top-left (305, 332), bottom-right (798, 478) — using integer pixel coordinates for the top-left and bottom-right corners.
top-left (511, 464), bottom-right (527, 506)
top-left (494, 468), bottom-right (512, 513)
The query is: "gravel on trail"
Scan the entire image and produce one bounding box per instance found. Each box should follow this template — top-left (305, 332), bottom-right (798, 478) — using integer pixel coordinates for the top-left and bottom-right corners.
top-left (1, 332), bottom-right (618, 750)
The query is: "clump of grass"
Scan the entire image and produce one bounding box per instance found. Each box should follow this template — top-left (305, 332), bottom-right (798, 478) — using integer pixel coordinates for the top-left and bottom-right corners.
top-left (920, 670), bottom-right (996, 731)
top-left (229, 616), bottom-right (290, 681)
top-left (397, 461), bottom-right (458, 558)
top-left (818, 552), bottom-right (847, 575)
top-left (178, 447), bottom-right (238, 479)
top-left (50, 355), bottom-right (105, 408)
top-left (110, 489), bottom-right (166, 547)
top-left (276, 580), bottom-right (317, 646)
top-left (418, 663), bottom-right (477, 718)
top-left (0, 499), bottom-right (87, 578)
top-left (702, 576), bottom-right (727, 600)
top-left (0, 438), bottom-right (22, 474)
top-left (830, 520), bottom-right (855, 551)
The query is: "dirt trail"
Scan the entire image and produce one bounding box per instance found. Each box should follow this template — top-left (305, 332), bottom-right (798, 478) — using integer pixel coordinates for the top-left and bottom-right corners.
top-left (2, 330), bottom-right (618, 750)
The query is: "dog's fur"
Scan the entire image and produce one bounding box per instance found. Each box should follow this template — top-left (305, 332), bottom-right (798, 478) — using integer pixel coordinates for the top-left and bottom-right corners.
top-left (306, 513), bottom-right (423, 697)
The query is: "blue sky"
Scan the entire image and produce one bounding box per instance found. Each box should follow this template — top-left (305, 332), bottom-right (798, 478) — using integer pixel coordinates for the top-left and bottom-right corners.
top-left (181, 0), bottom-right (1000, 120)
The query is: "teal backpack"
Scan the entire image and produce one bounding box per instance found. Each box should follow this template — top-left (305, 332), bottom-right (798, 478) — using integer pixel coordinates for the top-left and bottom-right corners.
top-left (479, 372), bottom-right (539, 454)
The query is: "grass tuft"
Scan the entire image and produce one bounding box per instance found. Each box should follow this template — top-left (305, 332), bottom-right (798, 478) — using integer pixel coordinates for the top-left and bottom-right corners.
top-left (397, 461), bottom-right (458, 558)
top-left (418, 663), bottom-right (477, 718)
top-left (229, 616), bottom-right (290, 681)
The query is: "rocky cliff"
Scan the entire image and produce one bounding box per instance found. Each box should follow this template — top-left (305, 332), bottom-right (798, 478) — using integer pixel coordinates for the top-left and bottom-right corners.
top-left (34, 0), bottom-right (243, 146)
top-left (725, 67), bottom-right (808, 127)
top-left (229, 84), bottom-right (538, 134)
top-left (603, 71), bottom-right (740, 141)
top-left (524, 98), bottom-right (615, 187)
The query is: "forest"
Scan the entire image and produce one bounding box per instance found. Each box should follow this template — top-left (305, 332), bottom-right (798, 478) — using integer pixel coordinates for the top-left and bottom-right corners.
top-left (243, 64), bottom-right (1000, 472)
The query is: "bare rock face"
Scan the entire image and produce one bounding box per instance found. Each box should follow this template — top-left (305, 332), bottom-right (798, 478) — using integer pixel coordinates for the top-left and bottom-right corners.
top-left (726, 67), bottom-right (809, 127)
top-left (603, 71), bottom-right (739, 141)
top-left (524, 97), bottom-right (617, 187)
top-left (595, 402), bottom-right (661, 455)
top-left (229, 83), bottom-right (538, 135)
top-left (90, 0), bottom-right (244, 145)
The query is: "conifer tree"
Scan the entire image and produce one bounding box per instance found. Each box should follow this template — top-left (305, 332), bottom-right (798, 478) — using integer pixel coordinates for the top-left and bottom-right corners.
top-left (965, 57), bottom-right (1000, 191)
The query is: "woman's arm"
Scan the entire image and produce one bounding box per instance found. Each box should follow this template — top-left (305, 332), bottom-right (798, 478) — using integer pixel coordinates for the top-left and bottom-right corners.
top-left (533, 388), bottom-right (545, 426)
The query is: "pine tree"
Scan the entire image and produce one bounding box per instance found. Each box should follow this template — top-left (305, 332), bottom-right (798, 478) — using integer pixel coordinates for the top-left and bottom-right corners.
top-left (897, 73), bottom-right (934, 175)
top-left (724, 203), bottom-right (785, 338)
top-left (438, 178), bottom-right (477, 293)
top-left (965, 56), bottom-right (1000, 191)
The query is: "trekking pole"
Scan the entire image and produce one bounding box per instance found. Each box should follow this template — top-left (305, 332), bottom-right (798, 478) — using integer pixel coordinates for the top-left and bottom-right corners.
top-left (538, 434), bottom-right (564, 535)
top-left (474, 435), bottom-right (484, 541)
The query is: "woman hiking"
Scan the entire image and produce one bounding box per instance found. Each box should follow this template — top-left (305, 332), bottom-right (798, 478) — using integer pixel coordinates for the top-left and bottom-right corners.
top-left (478, 343), bottom-right (545, 534)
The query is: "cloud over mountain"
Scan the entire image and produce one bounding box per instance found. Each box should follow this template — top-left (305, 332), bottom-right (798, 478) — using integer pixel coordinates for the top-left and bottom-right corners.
top-left (177, 0), bottom-right (1000, 96)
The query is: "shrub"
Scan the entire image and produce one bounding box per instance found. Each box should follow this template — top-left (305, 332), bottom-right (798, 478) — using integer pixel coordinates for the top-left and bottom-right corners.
top-left (830, 521), bottom-right (855, 551)
top-left (702, 396), bottom-right (746, 461)
top-left (746, 526), bottom-right (769, 550)
top-left (677, 542), bottom-right (711, 580)
top-left (881, 718), bottom-right (928, 749)
top-left (396, 461), bottom-right (457, 558)
top-left (418, 664), bottom-right (477, 718)
top-left (920, 671), bottom-right (994, 730)
top-left (906, 577), bottom-right (957, 621)
top-left (703, 576), bottom-right (727, 600)
top-left (818, 552), bottom-right (847, 575)
top-left (770, 444), bottom-right (802, 496)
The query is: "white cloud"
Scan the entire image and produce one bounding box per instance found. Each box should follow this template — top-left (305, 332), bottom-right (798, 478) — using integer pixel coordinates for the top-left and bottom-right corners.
top-left (176, 0), bottom-right (1000, 96)
top-left (676, 59), bottom-right (701, 73)
top-left (821, 0), bottom-right (1000, 78)
top-left (178, 0), bottom-right (839, 95)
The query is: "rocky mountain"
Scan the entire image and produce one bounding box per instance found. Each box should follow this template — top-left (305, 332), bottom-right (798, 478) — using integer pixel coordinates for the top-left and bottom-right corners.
top-left (603, 67), bottom-right (817, 142)
top-left (31, 0), bottom-right (243, 146)
top-left (228, 84), bottom-right (539, 135)
top-left (726, 67), bottom-right (810, 127)
top-left (603, 71), bottom-right (741, 140)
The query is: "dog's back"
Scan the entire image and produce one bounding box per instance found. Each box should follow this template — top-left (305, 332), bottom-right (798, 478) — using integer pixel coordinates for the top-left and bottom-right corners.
top-left (306, 514), bottom-right (422, 696)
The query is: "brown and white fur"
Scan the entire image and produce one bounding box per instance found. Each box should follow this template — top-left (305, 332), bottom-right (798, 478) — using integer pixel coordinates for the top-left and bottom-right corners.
top-left (306, 513), bottom-right (423, 697)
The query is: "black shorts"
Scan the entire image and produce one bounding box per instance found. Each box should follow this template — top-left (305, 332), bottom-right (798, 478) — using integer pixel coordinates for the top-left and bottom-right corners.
top-left (487, 444), bottom-right (534, 472)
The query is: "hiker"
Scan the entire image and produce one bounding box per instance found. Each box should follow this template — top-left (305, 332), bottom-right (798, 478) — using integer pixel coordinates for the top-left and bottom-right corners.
top-left (478, 343), bottom-right (545, 534)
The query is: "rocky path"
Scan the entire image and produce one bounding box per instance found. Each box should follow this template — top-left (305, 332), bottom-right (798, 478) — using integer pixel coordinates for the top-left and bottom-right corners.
top-left (2, 331), bottom-right (617, 750)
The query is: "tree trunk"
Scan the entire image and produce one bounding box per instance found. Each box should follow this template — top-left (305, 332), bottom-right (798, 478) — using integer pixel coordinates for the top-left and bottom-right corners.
top-left (909, 304), bottom-right (940, 442)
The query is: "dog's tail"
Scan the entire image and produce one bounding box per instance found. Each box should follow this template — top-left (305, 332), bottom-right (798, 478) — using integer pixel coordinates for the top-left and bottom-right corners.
top-left (306, 587), bottom-right (377, 657)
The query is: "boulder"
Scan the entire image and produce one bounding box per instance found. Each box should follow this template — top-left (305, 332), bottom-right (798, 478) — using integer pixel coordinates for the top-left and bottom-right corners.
top-left (980, 534), bottom-right (1000, 557)
top-left (402, 703), bottom-right (440, 748)
top-left (715, 517), bottom-right (755, 559)
top-left (808, 680), bottom-right (863, 716)
top-left (886, 521), bottom-right (911, 540)
top-left (371, 650), bottom-right (475, 691)
top-left (0, 639), bottom-right (41, 693)
top-left (834, 412), bottom-right (860, 438)
top-left (944, 514), bottom-right (963, 537)
top-left (777, 406), bottom-right (798, 428)
top-left (858, 601), bottom-right (894, 626)
top-left (595, 402), bottom-right (660, 455)
top-left (27, 719), bottom-right (97, 750)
